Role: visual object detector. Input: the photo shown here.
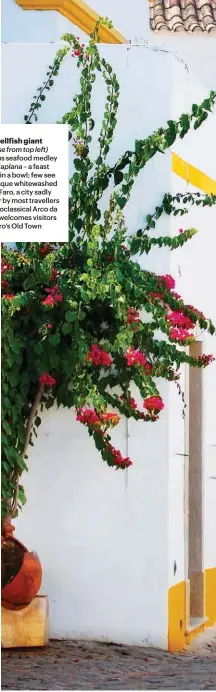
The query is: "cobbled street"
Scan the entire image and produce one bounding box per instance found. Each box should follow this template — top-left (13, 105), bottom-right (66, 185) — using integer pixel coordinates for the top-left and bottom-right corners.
top-left (2, 638), bottom-right (216, 690)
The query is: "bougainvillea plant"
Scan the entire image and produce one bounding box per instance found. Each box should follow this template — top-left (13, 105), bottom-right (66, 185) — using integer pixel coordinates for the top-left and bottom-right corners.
top-left (1, 18), bottom-right (216, 522)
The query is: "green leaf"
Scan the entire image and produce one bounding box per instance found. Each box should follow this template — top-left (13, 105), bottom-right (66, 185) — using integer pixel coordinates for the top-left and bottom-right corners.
top-left (80, 288), bottom-right (90, 302)
top-left (114, 170), bottom-right (123, 186)
top-left (74, 158), bottom-right (84, 171)
top-left (18, 487), bottom-right (27, 505)
top-left (180, 113), bottom-right (190, 135)
top-left (50, 333), bottom-right (60, 346)
top-left (62, 322), bottom-right (73, 335)
top-left (35, 416), bottom-right (41, 427)
top-left (89, 119), bottom-right (95, 130)
top-left (65, 310), bottom-right (76, 322)
top-left (74, 218), bottom-right (83, 231)
top-left (115, 196), bottom-right (127, 210)
top-left (130, 237), bottom-right (141, 255)
top-left (202, 99), bottom-right (212, 112)
top-left (115, 154), bottom-right (131, 171)
top-left (78, 310), bottom-right (86, 320)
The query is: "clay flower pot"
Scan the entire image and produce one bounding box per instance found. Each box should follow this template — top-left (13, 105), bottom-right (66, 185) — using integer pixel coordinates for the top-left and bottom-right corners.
top-left (1, 518), bottom-right (42, 610)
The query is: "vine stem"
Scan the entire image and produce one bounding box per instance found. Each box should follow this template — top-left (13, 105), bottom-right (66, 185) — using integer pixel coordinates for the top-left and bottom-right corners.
top-left (24, 46), bottom-right (70, 124)
top-left (11, 383), bottom-right (44, 517)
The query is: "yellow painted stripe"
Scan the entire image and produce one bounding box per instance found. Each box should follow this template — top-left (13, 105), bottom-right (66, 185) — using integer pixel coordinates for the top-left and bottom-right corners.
top-left (172, 153), bottom-right (216, 194)
top-left (168, 568), bottom-right (216, 652)
top-left (205, 567), bottom-right (216, 626)
top-left (15, 0), bottom-right (127, 43)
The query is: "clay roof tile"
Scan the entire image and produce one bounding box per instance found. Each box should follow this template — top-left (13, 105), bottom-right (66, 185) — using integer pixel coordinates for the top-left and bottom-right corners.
top-left (149, 0), bottom-right (216, 32)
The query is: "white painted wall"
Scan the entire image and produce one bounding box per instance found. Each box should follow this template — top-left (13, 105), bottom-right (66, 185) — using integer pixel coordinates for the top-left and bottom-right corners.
top-left (14, 401), bottom-right (170, 646)
top-left (2, 2), bottom-right (216, 642)
top-left (2, 0), bottom-right (77, 43)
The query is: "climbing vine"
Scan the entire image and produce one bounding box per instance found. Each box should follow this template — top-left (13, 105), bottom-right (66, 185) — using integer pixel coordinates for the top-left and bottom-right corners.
top-left (1, 18), bottom-right (216, 522)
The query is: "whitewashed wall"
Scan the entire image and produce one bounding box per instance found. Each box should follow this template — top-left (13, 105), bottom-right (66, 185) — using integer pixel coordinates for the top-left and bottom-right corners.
top-left (2, 7), bottom-right (216, 643)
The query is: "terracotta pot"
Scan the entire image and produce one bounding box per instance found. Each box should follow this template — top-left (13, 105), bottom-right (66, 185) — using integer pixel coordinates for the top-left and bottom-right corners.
top-left (1, 518), bottom-right (42, 610)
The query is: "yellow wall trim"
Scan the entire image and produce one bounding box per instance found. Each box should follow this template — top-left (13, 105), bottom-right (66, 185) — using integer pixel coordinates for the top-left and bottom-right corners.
top-left (172, 153), bottom-right (216, 194)
top-left (168, 580), bottom-right (186, 652)
top-left (15, 0), bottom-right (127, 43)
top-left (168, 568), bottom-right (216, 652)
top-left (205, 567), bottom-right (216, 626)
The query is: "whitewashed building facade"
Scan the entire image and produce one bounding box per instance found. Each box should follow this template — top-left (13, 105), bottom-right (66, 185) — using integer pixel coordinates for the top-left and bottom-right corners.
top-left (1, 0), bottom-right (216, 650)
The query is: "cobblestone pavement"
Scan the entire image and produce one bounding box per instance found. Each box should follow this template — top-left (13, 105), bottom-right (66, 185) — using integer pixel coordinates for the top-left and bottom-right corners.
top-left (2, 639), bottom-right (216, 690)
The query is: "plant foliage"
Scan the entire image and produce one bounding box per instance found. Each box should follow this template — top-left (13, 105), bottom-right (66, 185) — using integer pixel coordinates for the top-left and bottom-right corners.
top-left (1, 18), bottom-right (216, 521)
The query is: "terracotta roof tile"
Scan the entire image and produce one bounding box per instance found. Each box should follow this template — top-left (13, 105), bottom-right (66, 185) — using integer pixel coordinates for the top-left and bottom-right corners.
top-left (149, 0), bottom-right (216, 32)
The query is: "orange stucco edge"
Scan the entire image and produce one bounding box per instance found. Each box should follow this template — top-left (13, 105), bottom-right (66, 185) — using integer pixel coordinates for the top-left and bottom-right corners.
top-left (168, 568), bottom-right (216, 652)
top-left (15, 0), bottom-right (128, 44)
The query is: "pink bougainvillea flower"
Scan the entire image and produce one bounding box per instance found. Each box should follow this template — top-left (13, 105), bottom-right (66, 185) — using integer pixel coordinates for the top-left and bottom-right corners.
top-left (159, 274), bottom-right (176, 291)
top-left (172, 291), bottom-right (181, 300)
top-left (2, 293), bottom-right (15, 300)
top-left (101, 412), bottom-right (120, 426)
top-left (38, 244), bottom-right (52, 255)
top-left (42, 295), bottom-right (55, 307)
top-left (105, 255), bottom-right (114, 263)
top-left (125, 347), bottom-right (151, 371)
top-left (127, 308), bottom-right (140, 325)
top-left (179, 228), bottom-right (184, 234)
top-left (1, 280), bottom-right (9, 289)
top-left (76, 408), bottom-right (101, 427)
top-left (50, 267), bottom-right (58, 282)
top-left (169, 327), bottom-right (194, 342)
top-left (129, 397), bottom-right (137, 410)
top-left (120, 395), bottom-right (138, 410)
top-left (121, 244), bottom-right (130, 255)
top-left (39, 372), bottom-right (56, 386)
top-left (54, 293), bottom-right (63, 303)
top-left (196, 354), bottom-right (215, 367)
top-left (86, 344), bottom-right (112, 367)
top-left (47, 323), bottom-right (52, 329)
top-left (1, 261), bottom-right (13, 274)
top-left (44, 284), bottom-right (60, 294)
top-left (166, 311), bottom-right (194, 330)
top-left (143, 396), bottom-right (164, 412)
top-left (76, 408), bottom-right (120, 428)
top-left (77, 410), bottom-right (130, 467)
top-left (104, 441), bottom-right (132, 468)
top-left (149, 292), bottom-right (164, 301)
top-left (42, 286), bottom-right (63, 307)
top-left (186, 305), bottom-right (206, 321)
